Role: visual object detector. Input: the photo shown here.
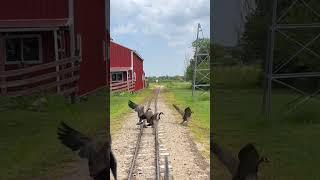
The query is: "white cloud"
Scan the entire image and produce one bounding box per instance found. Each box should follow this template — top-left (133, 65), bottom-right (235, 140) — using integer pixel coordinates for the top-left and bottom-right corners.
top-left (113, 23), bottom-right (137, 35)
top-left (111, 0), bottom-right (210, 48)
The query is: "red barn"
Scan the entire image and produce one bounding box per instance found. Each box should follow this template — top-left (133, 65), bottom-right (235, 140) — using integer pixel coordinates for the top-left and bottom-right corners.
top-left (110, 41), bottom-right (146, 92)
top-left (0, 0), bottom-right (108, 97)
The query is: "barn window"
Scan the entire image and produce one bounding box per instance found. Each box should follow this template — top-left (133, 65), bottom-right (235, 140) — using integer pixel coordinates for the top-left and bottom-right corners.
top-left (5, 34), bottom-right (42, 64)
top-left (112, 72), bottom-right (123, 81)
top-left (133, 72), bottom-right (136, 82)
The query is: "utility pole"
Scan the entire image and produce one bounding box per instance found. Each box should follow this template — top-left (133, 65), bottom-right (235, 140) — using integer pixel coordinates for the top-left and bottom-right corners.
top-left (263, 0), bottom-right (320, 120)
top-left (192, 23), bottom-right (210, 97)
top-left (192, 24), bottom-right (200, 96)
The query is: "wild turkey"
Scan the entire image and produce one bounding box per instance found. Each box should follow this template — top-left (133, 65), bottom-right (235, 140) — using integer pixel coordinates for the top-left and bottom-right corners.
top-left (182, 107), bottom-right (193, 124)
top-left (212, 142), bottom-right (269, 180)
top-left (172, 104), bottom-right (193, 125)
top-left (137, 108), bottom-right (154, 126)
top-left (57, 121), bottom-right (117, 180)
top-left (146, 112), bottom-right (164, 127)
top-left (128, 100), bottom-right (152, 125)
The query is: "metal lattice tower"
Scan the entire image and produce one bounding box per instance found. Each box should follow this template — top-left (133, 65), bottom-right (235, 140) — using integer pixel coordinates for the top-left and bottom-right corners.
top-left (192, 23), bottom-right (210, 96)
top-left (264, 0), bottom-right (320, 120)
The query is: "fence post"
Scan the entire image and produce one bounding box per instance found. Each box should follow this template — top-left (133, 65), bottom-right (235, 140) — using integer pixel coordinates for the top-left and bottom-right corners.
top-left (54, 30), bottom-right (60, 93)
top-left (127, 80), bottom-right (130, 91)
top-left (0, 67), bottom-right (5, 95)
top-left (0, 34), bottom-right (6, 95)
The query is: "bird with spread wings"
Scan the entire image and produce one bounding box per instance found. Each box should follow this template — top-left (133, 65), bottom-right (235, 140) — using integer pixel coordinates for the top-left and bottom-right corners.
top-left (128, 100), bottom-right (150, 125)
top-left (57, 121), bottom-right (117, 180)
top-left (212, 142), bottom-right (269, 180)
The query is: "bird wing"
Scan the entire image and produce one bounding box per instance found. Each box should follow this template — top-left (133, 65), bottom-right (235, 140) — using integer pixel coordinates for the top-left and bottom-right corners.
top-left (58, 122), bottom-right (111, 178)
top-left (128, 100), bottom-right (138, 110)
top-left (57, 121), bottom-right (92, 156)
top-left (110, 150), bottom-right (117, 179)
top-left (172, 104), bottom-right (184, 116)
top-left (212, 142), bottom-right (239, 176)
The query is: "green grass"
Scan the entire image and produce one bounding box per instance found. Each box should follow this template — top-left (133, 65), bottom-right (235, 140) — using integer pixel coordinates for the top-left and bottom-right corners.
top-left (157, 81), bottom-right (210, 158)
top-left (214, 65), bottom-right (262, 88)
top-left (0, 90), bottom-right (108, 180)
top-left (213, 66), bottom-right (320, 179)
top-left (110, 89), bottom-right (153, 135)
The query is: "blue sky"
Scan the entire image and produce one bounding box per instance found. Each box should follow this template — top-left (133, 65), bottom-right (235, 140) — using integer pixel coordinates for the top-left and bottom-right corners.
top-left (110, 0), bottom-right (209, 77)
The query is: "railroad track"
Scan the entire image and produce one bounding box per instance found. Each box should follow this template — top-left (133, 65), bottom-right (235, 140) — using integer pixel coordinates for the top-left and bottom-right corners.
top-left (127, 87), bottom-right (171, 180)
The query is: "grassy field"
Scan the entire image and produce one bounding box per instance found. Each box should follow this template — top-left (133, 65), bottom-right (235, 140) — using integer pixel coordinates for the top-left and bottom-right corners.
top-left (156, 81), bottom-right (210, 158)
top-left (110, 88), bottom-right (152, 135)
top-left (213, 66), bottom-right (320, 179)
top-left (0, 90), bottom-right (108, 180)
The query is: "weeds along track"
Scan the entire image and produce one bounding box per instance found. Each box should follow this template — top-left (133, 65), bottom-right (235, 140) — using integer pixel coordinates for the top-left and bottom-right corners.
top-left (127, 87), bottom-right (171, 180)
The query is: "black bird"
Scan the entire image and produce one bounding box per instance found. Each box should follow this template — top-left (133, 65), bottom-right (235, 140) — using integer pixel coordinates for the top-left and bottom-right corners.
top-left (139, 108), bottom-right (154, 126)
top-left (172, 104), bottom-right (193, 125)
top-left (128, 100), bottom-right (150, 125)
top-left (147, 112), bottom-right (164, 127)
top-left (212, 142), bottom-right (269, 180)
top-left (57, 121), bottom-right (117, 180)
top-left (182, 107), bottom-right (193, 124)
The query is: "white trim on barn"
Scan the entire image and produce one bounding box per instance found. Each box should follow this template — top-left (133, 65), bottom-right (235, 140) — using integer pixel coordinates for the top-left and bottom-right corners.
top-left (130, 50), bottom-right (133, 70)
top-left (54, 30), bottom-right (60, 93)
top-left (76, 33), bottom-right (82, 61)
top-left (133, 71), bottom-right (136, 82)
top-left (68, 0), bottom-right (75, 57)
top-left (110, 67), bottom-right (131, 72)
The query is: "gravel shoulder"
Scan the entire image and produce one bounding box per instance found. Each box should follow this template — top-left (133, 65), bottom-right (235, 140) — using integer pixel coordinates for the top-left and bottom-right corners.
top-left (157, 91), bottom-right (210, 179)
top-left (111, 101), bottom-right (152, 179)
top-left (111, 88), bottom-right (210, 180)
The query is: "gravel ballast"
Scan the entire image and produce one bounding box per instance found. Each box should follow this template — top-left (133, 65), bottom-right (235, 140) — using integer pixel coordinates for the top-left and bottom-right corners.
top-left (112, 88), bottom-right (210, 180)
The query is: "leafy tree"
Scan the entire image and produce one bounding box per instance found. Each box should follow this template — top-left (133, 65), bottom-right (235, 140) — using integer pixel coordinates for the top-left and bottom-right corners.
top-left (186, 38), bottom-right (210, 84)
top-left (239, 0), bottom-right (320, 89)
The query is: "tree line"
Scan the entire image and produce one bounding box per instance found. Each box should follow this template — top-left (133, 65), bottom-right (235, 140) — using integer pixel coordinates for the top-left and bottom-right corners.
top-left (206, 0), bottom-right (320, 90)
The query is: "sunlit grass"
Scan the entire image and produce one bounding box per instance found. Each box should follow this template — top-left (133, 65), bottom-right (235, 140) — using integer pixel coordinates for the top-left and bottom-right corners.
top-left (0, 89), bottom-right (108, 180)
top-left (160, 81), bottom-right (210, 158)
top-left (213, 66), bottom-right (320, 179)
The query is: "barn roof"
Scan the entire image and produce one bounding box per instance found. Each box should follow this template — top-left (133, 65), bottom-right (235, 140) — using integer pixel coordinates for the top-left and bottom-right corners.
top-left (132, 50), bottom-right (144, 62)
top-left (110, 40), bottom-right (132, 51)
top-left (111, 40), bottom-right (144, 61)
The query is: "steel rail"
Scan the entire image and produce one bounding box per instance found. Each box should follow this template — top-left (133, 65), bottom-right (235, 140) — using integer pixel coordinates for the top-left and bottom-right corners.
top-left (154, 87), bottom-right (161, 180)
top-left (127, 88), bottom-right (160, 180)
top-left (164, 155), bottom-right (170, 180)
